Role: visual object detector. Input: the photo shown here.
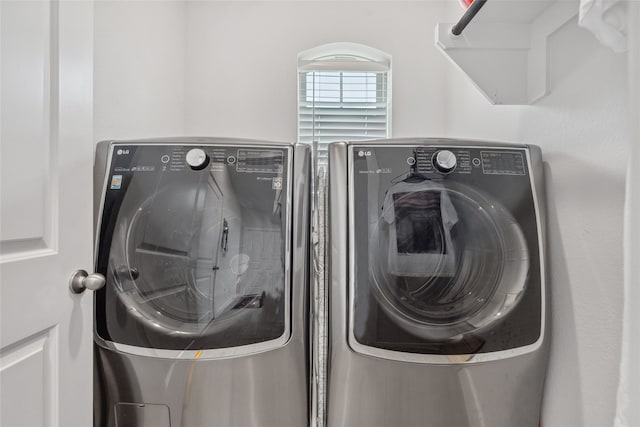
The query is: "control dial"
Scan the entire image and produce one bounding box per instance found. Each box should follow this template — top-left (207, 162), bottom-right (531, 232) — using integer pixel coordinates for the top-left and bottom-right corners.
top-left (186, 148), bottom-right (210, 170)
top-left (433, 150), bottom-right (457, 173)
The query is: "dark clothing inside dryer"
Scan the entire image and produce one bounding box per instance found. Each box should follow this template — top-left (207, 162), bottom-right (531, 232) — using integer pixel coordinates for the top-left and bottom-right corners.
top-left (393, 191), bottom-right (446, 254)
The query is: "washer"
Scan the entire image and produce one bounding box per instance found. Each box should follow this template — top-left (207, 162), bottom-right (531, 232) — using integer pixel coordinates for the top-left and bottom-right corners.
top-left (327, 138), bottom-right (549, 427)
top-left (93, 138), bottom-right (310, 427)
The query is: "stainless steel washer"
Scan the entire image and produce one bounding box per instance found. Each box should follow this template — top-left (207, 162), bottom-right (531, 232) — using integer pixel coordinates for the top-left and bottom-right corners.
top-left (93, 138), bottom-right (310, 427)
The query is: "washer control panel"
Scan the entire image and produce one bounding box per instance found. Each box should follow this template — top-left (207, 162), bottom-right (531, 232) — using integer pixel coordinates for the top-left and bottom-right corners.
top-left (110, 145), bottom-right (285, 174)
top-left (107, 145), bottom-right (288, 192)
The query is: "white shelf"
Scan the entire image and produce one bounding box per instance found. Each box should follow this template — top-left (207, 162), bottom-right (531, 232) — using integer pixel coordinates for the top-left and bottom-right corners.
top-left (436, 0), bottom-right (579, 105)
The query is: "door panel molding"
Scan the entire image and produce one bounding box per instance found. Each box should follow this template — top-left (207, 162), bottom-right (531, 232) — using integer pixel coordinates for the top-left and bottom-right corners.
top-left (0, 0), bottom-right (59, 261)
top-left (0, 326), bottom-right (59, 427)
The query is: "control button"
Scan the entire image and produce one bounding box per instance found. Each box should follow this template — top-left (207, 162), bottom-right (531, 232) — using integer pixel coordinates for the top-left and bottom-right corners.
top-left (472, 157), bottom-right (481, 167)
top-left (433, 150), bottom-right (457, 173)
top-left (407, 157), bottom-right (416, 166)
top-left (227, 155), bottom-right (236, 164)
top-left (161, 155), bottom-right (170, 164)
top-left (186, 148), bottom-right (209, 170)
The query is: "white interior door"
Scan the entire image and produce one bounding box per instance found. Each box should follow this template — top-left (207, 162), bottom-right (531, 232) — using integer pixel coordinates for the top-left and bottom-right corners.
top-left (0, 1), bottom-right (94, 426)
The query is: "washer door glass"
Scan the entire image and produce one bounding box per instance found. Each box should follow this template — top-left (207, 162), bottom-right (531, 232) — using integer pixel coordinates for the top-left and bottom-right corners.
top-left (97, 145), bottom-right (290, 351)
top-left (370, 180), bottom-right (529, 342)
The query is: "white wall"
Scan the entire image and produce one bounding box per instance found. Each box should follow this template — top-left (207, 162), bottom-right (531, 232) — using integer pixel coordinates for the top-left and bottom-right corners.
top-left (93, 2), bottom-right (629, 426)
top-left (184, 1), bottom-right (451, 141)
top-left (94, 0), bottom-right (186, 141)
top-left (524, 31), bottom-right (627, 427)
top-left (443, 15), bottom-right (628, 427)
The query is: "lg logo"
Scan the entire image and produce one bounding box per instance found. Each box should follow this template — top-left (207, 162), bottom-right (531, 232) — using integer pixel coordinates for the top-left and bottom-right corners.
top-left (358, 150), bottom-right (372, 157)
top-left (116, 149), bottom-right (130, 155)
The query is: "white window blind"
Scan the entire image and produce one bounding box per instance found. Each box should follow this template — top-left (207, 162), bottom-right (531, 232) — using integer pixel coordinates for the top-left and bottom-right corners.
top-left (297, 44), bottom-right (391, 164)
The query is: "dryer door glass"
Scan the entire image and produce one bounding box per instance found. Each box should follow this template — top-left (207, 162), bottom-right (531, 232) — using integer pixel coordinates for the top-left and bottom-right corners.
top-left (96, 145), bottom-right (291, 351)
top-left (371, 181), bottom-right (529, 341)
top-left (350, 145), bottom-right (542, 355)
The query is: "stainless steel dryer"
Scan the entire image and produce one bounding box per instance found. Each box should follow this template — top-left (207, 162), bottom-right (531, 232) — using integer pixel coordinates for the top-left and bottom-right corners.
top-left (327, 138), bottom-right (549, 427)
top-left (93, 138), bottom-right (310, 427)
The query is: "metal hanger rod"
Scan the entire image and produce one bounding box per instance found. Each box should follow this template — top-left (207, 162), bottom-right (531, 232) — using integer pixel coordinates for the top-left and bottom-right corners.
top-left (451, 0), bottom-right (488, 36)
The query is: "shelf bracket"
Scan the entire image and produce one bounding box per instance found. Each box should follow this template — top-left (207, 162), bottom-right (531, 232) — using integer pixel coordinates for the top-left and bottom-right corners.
top-left (436, 0), bottom-right (579, 105)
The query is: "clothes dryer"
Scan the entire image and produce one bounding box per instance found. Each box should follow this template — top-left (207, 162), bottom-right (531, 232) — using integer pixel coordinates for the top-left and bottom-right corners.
top-left (327, 138), bottom-right (549, 427)
top-left (93, 138), bottom-right (310, 427)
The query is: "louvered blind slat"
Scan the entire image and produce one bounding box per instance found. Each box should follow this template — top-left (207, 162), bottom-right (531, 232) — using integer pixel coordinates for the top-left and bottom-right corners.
top-left (298, 70), bottom-right (389, 165)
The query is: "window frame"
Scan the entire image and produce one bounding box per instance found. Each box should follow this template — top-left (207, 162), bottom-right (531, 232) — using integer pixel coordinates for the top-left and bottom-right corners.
top-left (297, 43), bottom-right (392, 157)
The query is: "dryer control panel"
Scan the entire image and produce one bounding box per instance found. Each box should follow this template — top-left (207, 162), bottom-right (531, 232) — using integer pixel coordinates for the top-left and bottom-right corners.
top-left (413, 147), bottom-right (526, 176)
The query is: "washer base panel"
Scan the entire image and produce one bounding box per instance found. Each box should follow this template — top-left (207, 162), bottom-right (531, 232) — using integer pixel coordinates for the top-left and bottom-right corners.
top-left (94, 342), bottom-right (309, 427)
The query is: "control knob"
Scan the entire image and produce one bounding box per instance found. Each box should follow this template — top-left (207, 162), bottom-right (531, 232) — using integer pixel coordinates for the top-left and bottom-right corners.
top-left (186, 148), bottom-right (210, 170)
top-left (433, 150), bottom-right (457, 173)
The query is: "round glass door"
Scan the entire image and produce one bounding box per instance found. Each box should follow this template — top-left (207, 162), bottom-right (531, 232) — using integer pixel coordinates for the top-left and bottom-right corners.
top-left (111, 180), bottom-right (236, 336)
top-left (97, 144), bottom-right (290, 351)
top-left (371, 180), bottom-right (529, 341)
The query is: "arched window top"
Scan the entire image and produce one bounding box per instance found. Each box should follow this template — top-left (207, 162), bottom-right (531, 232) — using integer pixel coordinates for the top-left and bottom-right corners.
top-left (298, 42), bottom-right (391, 72)
top-left (297, 43), bottom-right (392, 162)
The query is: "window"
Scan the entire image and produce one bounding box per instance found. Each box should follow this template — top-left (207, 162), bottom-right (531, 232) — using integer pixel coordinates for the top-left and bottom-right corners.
top-left (298, 43), bottom-right (391, 163)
